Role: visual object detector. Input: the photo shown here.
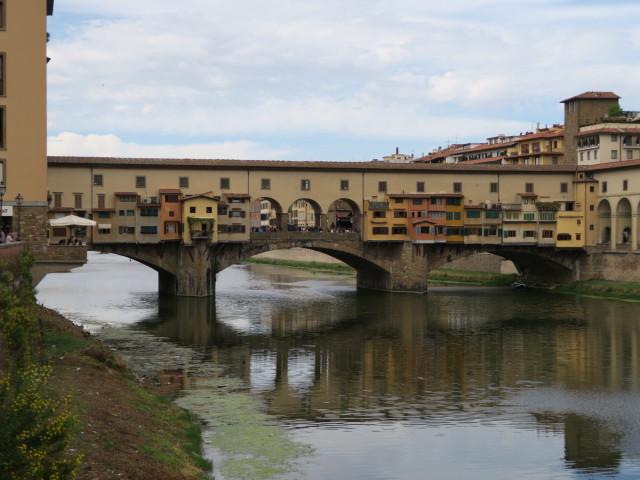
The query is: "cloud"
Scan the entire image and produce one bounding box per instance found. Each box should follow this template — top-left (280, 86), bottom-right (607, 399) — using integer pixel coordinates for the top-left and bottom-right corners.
top-left (47, 132), bottom-right (290, 160)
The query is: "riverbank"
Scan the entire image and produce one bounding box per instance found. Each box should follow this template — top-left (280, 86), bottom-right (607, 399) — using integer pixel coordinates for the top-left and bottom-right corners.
top-left (38, 307), bottom-right (212, 480)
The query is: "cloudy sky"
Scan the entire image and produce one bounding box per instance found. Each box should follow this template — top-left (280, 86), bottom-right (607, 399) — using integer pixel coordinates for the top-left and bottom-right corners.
top-left (46, 0), bottom-right (640, 162)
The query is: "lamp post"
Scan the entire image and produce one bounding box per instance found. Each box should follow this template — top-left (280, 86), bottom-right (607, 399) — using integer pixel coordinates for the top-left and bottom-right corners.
top-left (0, 182), bottom-right (5, 242)
top-left (15, 193), bottom-right (23, 241)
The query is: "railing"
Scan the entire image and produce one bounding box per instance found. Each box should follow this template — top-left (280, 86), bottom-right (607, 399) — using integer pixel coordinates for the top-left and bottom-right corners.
top-left (251, 231), bottom-right (361, 242)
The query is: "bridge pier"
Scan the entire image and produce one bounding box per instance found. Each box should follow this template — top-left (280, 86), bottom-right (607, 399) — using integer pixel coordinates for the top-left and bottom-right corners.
top-left (358, 242), bottom-right (428, 293)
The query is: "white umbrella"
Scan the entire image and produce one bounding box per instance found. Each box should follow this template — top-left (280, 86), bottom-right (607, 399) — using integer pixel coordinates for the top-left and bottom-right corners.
top-left (49, 215), bottom-right (97, 227)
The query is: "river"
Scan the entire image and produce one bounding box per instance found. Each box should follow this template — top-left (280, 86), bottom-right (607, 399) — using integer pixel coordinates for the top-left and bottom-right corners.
top-left (36, 252), bottom-right (640, 480)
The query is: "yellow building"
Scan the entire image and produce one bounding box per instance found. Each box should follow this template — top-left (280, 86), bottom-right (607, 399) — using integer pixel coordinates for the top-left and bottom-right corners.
top-left (182, 194), bottom-right (218, 245)
top-left (504, 126), bottom-right (565, 166)
top-left (0, 0), bottom-right (53, 245)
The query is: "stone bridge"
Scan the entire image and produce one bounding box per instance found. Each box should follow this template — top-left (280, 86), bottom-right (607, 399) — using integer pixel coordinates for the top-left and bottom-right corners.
top-left (92, 232), bottom-right (586, 296)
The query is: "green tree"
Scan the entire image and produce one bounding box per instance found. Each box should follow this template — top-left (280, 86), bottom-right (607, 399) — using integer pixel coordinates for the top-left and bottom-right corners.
top-left (0, 252), bottom-right (82, 480)
top-left (607, 104), bottom-right (624, 117)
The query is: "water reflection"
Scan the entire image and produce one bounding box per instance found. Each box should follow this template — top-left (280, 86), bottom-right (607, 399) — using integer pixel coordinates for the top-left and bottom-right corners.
top-left (36, 253), bottom-right (640, 479)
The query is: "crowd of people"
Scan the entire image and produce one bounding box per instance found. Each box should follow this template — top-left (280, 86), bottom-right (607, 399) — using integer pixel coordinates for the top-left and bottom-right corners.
top-left (0, 230), bottom-right (15, 244)
top-left (250, 225), bottom-right (358, 233)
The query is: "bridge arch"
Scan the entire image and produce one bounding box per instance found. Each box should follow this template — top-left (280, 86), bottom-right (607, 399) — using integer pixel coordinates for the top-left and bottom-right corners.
top-left (616, 197), bottom-right (632, 245)
top-left (327, 198), bottom-right (361, 233)
top-left (597, 199), bottom-right (612, 244)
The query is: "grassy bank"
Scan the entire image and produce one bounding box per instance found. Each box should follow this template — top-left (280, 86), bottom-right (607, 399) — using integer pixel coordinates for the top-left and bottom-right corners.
top-left (40, 307), bottom-right (212, 480)
top-left (554, 279), bottom-right (640, 301)
top-left (244, 257), bottom-right (356, 275)
top-left (427, 268), bottom-right (518, 286)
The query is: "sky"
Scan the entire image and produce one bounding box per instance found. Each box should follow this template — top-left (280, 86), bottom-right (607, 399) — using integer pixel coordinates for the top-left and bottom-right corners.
top-left (46, 0), bottom-right (640, 162)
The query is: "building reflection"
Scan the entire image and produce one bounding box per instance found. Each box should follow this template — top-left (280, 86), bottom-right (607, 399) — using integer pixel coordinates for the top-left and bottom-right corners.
top-left (137, 287), bottom-right (640, 476)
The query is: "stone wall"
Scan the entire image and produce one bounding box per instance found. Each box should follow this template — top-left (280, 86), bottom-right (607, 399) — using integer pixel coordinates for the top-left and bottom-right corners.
top-left (440, 252), bottom-right (518, 275)
top-left (579, 249), bottom-right (640, 282)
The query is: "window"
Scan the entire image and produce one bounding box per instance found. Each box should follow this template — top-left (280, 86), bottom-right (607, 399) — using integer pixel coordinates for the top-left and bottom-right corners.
top-left (119, 226), bottom-right (135, 234)
top-left (505, 230), bottom-right (517, 238)
top-left (301, 179), bottom-right (310, 190)
top-left (372, 211), bottom-right (386, 218)
top-left (627, 150), bottom-right (633, 160)
top-left (218, 205), bottom-right (228, 215)
top-left (135, 176), bottom-right (146, 188)
top-left (189, 206), bottom-right (196, 213)
top-left (340, 180), bottom-right (349, 191)
top-left (179, 177), bottom-right (189, 188)
top-left (611, 150), bottom-right (618, 160)
top-left (220, 177), bottom-right (230, 190)
top-left (542, 230), bottom-right (554, 238)
top-left (446, 197), bottom-right (461, 206)
top-left (126, 210), bottom-right (135, 216)
top-left (429, 211), bottom-right (444, 219)
top-left (97, 194), bottom-right (105, 209)
top-left (485, 210), bottom-right (500, 219)
top-left (523, 231), bottom-right (536, 238)
top-left (393, 198), bottom-right (403, 204)
top-left (229, 210), bottom-right (245, 218)
top-left (205, 206), bottom-right (212, 214)
top-left (0, 108), bottom-right (3, 149)
top-left (417, 182), bottom-right (425, 192)
top-left (602, 181), bottom-right (607, 193)
top-left (490, 182), bottom-right (498, 193)
top-left (74, 194), bottom-right (82, 209)
top-left (98, 212), bottom-right (110, 219)
top-left (589, 205), bottom-right (594, 211)
top-left (552, 156), bottom-right (558, 165)
top-left (0, 2), bottom-right (5, 30)
top-left (0, 53), bottom-right (5, 96)
top-left (412, 199), bottom-right (422, 205)
top-left (392, 227), bottom-right (407, 235)
top-left (261, 178), bottom-right (270, 190)
top-left (164, 222), bottom-right (179, 234)
top-left (623, 179), bottom-right (628, 191)
top-left (589, 186), bottom-right (595, 192)
top-left (378, 181), bottom-right (387, 193)
top-left (453, 182), bottom-right (462, 193)
top-left (165, 194), bottom-right (179, 203)
top-left (557, 233), bottom-right (572, 241)
top-left (140, 226), bottom-right (158, 235)
top-left (393, 210), bottom-right (407, 218)
top-left (524, 213), bottom-right (535, 221)
top-left (139, 208), bottom-right (158, 216)
top-left (539, 212), bottom-right (555, 221)
top-left (611, 134), bottom-right (618, 142)
top-left (560, 183), bottom-right (568, 193)
top-left (93, 174), bottom-right (103, 186)
top-left (525, 182), bottom-right (534, 193)
top-left (372, 227), bottom-right (389, 235)
top-left (119, 210), bottom-right (124, 216)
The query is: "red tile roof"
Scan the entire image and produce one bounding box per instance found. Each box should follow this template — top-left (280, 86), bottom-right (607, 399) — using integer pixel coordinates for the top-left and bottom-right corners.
top-left (561, 91), bottom-right (620, 103)
top-left (158, 188), bottom-right (182, 194)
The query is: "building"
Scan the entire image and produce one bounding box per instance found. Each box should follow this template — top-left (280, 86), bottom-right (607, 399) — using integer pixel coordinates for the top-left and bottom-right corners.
top-left (0, 0), bottom-right (53, 249)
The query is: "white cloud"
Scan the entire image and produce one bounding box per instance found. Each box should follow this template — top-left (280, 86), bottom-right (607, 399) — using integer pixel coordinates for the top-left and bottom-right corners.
top-left (47, 132), bottom-right (290, 160)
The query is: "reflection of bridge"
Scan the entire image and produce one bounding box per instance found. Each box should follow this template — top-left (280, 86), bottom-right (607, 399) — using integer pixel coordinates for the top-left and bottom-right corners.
top-left (94, 231), bottom-right (584, 296)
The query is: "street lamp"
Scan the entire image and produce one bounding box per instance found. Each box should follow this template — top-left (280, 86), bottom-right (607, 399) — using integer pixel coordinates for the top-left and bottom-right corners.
top-left (15, 193), bottom-right (23, 241)
top-left (0, 182), bottom-right (5, 242)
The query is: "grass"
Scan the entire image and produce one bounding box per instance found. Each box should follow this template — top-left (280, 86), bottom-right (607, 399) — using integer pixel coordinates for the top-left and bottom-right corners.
top-left (554, 279), bottom-right (640, 301)
top-left (427, 268), bottom-right (518, 286)
top-left (244, 257), bottom-right (356, 275)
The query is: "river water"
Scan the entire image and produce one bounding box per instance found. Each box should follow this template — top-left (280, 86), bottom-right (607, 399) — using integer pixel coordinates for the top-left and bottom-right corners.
top-left (36, 252), bottom-right (640, 480)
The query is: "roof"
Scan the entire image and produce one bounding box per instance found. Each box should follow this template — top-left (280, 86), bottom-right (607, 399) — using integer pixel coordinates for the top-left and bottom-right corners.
top-left (561, 91), bottom-right (620, 103)
top-left (47, 155), bottom-right (581, 174)
top-left (576, 127), bottom-right (640, 136)
top-left (159, 188), bottom-right (182, 194)
top-left (223, 193), bottom-right (251, 198)
top-left (387, 193), bottom-right (464, 198)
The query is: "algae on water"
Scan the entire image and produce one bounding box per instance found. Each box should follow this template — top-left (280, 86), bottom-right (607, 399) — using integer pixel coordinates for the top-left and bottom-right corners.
top-left (175, 376), bottom-right (312, 480)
